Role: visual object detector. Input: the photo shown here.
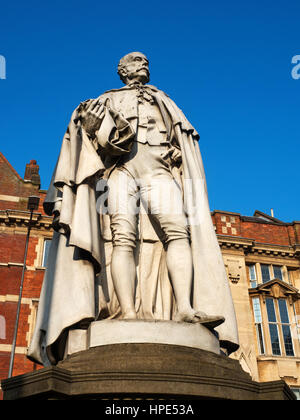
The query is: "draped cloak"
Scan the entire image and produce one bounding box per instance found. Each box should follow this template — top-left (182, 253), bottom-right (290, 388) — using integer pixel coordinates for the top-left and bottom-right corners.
top-left (27, 84), bottom-right (239, 365)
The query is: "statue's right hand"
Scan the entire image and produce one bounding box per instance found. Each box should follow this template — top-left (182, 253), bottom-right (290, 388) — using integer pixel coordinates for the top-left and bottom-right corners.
top-left (79, 99), bottom-right (105, 137)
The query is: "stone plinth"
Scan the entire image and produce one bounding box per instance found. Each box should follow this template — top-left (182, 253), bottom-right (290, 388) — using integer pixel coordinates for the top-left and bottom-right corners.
top-left (64, 320), bottom-right (220, 358)
top-left (2, 343), bottom-right (295, 400)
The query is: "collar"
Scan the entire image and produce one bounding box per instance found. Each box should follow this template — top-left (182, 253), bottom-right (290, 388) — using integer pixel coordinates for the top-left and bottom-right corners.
top-left (103, 84), bottom-right (159, 94)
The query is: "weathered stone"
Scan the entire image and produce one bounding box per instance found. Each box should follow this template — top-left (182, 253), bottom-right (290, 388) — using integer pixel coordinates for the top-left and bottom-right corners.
top-left (2, 344), bottom-right (295, 400)
top-left (64, 320), bottom-right (220, 358)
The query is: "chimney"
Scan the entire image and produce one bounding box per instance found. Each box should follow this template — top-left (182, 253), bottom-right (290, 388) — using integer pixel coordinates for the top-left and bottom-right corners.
top-left (24, 160), bottom-right (41, 187)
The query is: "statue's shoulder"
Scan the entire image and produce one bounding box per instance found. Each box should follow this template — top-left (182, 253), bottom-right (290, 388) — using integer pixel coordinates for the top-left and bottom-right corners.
top-left (95, 86), bottom-right (133, 104)
top-left (102, 84), bottom-right (170, 96)
top-left (77, 89), bottom-right (127, 109)
top-left (78, 85), bottom-right (172, 108)
top-left (101, 86), bottom-right (131, 96)
top-left (96, 84), bottom-right (170, 98)
top-left (147, 85), bottom-right (170, 98)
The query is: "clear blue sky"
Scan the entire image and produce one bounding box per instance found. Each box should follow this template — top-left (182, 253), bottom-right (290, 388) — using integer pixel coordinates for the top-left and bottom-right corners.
top-left (0, 0), bottom-right (299, 222)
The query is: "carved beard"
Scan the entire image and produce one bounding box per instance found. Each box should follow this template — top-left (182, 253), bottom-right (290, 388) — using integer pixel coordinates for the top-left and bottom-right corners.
top-left (126, 67), bottom-right (150, 84)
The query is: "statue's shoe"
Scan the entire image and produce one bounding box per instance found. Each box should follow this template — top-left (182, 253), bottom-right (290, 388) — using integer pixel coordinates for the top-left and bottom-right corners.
top-left (174, 310), bottom-right (225, 329)
top-left (193, 313), bottom-right (225, 329)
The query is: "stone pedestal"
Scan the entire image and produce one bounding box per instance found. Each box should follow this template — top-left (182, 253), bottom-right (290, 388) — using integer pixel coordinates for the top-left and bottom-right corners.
top-left (2, 342), bottom-right (295, 400)
top-left (64, 320), bottom-right (220, 358)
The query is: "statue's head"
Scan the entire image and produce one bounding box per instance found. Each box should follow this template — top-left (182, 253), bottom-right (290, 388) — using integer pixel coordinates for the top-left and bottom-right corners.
top-left (118, 52), bottom-right (150, 85)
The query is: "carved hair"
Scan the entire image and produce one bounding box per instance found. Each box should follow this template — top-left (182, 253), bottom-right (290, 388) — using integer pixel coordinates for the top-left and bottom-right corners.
top-left (117, 55), bottom-right (129, 83)
top-left (117, 52), bottom-right (148, 84)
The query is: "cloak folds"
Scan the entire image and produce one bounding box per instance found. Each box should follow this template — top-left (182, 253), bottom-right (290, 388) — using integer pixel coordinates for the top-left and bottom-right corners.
top-left (27, 86), bottom-right (239, 366)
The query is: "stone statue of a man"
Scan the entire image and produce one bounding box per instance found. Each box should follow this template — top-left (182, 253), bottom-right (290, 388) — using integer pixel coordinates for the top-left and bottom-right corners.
top-left (28, 52), bottom-right (239, 365)
top-left (81, 52), bottom-right (222, 326)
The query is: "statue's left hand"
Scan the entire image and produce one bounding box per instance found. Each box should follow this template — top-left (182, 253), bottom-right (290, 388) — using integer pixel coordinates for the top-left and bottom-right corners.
top-left (161, 146), bottom-right (182, 166)
top-left (79, 99), bottom-right (105, 137)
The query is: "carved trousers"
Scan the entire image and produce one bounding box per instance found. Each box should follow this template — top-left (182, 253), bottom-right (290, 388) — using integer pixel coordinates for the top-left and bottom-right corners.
top-left (107, 143), bottom-right (189, 249)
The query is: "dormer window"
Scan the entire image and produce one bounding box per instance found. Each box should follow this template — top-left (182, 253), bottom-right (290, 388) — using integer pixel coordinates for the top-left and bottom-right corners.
top-left (249, 279), bottom-right (299, 357)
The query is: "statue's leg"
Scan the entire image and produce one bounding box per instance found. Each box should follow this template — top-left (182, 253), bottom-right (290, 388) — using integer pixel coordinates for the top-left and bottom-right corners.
top-left (108, 170), bottom-right (139, 319)
top-left (144, 176), bottom-right (224, 326)
top-left (165, 237), bottom-right (195, 318)
top-left (166, 238), bottom-right (224, 327)
top-left (111, 245), bottom-right (137, 319)
top-left (141, 176), bottom-right (196, 321)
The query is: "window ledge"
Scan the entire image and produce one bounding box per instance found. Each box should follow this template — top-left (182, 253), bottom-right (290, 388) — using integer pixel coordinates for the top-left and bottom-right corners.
top-left (257, 355), bottom-right (300, 362)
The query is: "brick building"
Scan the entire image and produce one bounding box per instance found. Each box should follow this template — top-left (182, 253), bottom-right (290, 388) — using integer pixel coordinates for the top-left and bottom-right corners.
top-left (0, 153), bottom-right (52, 397)
top-left (212, 210), bottom-right (300, 398)
top-left (0, 152), bottom-right (299, 399)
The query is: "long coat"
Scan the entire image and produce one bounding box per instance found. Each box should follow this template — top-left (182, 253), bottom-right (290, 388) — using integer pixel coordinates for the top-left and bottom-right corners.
top-left (27, 85), bottom-right (239, 365)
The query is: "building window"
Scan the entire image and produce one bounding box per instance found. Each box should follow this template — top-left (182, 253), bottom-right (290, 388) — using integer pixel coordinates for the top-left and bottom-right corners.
top-left (273, 265), bottom-right (283, 281)
top-left (266, 298), bottom-right (281, 355)
top-left (287, 270), bottom-right (291, 284)
top-left (291, 388), bottom-right (300, 400)
top-left (278, 299), bottom-right (294, 356)
top-left (265, 297), bottom-right (294, 357)
top-left (260, 264), bottom-right (284, 283)
top-left (248, 265), bottom-right (257, 288)
top-left (250, 279), bottom-right (298, 358)
top-left (261, 264), bottom-right (271, 283)
top-left (42, 239), bottom-right (51, 268)
top-left (252, 297), bottom-right (265, 354)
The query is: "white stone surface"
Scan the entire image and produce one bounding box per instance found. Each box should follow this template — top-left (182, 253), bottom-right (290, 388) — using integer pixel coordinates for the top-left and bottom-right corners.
top-left (87, 320), bottom-right (220, 355)
top-left (64, 329), bottom-right (88, 357)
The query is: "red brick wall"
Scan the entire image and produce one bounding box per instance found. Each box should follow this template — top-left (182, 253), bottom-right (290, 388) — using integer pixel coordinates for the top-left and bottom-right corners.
top-left (0, 233), bottom-right (27, 265)
top-left (0, 153), bottom-right (49, 398)
top-left (241, 222), bottom-right (291, 246)
top-left (0, 267), bottom-right (23, 296)
top-left (0, 352), bottom-right (10, 381)
top-left (0, 154), bottom-right (39, 199)
top-left (0, 152), bottom-right (47, 214)
top-left (0, 230), bottom-right (46, 396)
top-left (0, 302), bottom-right (30, 347)
top-left (294, 223), bottom-right (300, 243)
top-left (213, 212), bottom-right (241, 236)
top-left (23, 270), bottom-right (44, 299)
top-left (213, 211), bottom-right (299, 247)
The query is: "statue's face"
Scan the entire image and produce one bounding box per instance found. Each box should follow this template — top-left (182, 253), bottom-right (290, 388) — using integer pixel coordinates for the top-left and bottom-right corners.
top-left (121, 52), bottom-right (150, 85)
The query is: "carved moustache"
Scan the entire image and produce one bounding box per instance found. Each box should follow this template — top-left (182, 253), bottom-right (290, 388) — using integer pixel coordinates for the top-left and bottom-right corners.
top-left (137, 66), bottom-right (150, 76)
